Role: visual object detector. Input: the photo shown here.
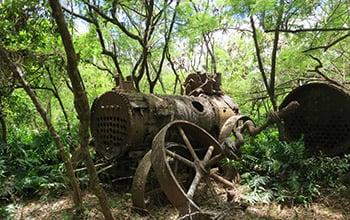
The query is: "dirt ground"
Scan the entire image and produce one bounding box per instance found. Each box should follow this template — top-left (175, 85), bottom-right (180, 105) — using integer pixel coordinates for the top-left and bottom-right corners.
top-left (6, 185), bottom-right (350, 220)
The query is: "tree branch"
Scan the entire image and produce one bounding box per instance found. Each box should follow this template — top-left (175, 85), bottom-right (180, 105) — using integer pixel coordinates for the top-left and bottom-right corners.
top-left (0, 97), bottom-right (7, 144)
top-left (62, 4), bottom-right (123, 81)
top-left (120, 5), bottom-right (142, 37)
top-left (150, 0), bottom-right (180, 92)
top-left (0, 48), bottom-right (83, 214)
top-left (303, 32), bottom-right (350, 52)
top-left (83, 1), bottom-right (142, 43)
top-left (49, 0), bottom-right (114, 219)
top-left (250, 16), bottom-right (269, 91)
top-left (46, 66), bottom-right (72, 134)
top-left (307, 55), bottom-right (344, 88)
top-left (269, 1), bottom-right (284, 111)
top-left (264, 27), bottom-right (350, 33)
top-left (62, 6), bottom-right (95, 24)
top-left (83, 59), bottom-right (114, 76)
top-left (166, 49), bottom-right (181, 94)
top-left (119, 3), bottom-right (147, 17)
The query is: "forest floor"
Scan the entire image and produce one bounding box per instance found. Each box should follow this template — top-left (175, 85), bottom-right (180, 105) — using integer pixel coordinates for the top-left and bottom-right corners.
top-left (7, 184), bottom-right (350, 220)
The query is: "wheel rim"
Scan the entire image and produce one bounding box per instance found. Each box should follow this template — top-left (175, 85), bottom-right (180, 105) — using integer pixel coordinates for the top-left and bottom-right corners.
top-left (151, 120), bottom-right (225, 211)
top-left (131, 149), bottom-right (168, 209)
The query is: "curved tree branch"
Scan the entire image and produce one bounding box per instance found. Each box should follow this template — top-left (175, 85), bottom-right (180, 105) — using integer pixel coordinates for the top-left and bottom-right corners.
top-left (264, 27), bottom-right (350, 33)
top-left (303, 32), bottom-right (350, 52)
top-left (307, 55), bottom-right (344, 88)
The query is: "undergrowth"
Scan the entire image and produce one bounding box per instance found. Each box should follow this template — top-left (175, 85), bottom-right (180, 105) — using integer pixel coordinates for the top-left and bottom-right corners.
top-left (223, 130), bottom-right (350, 205)
top-left (0, 132), bottom-right (66, 199)
top-left (0, 130), bottom-right (72, 217)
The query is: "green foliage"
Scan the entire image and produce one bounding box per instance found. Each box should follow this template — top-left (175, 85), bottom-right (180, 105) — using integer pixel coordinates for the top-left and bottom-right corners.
top-left (0, 129), bottom-right (70, 203)
top-left (0, 0), bottom-right (56, 51)
top-left (224, 131), bottom-right (350, 205)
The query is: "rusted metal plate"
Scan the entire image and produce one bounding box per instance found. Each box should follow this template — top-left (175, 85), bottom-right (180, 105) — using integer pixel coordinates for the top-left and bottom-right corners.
top-left (131, 150), bottom-right (153, 209)
top-left (280, 83), bottom-right (350, 155)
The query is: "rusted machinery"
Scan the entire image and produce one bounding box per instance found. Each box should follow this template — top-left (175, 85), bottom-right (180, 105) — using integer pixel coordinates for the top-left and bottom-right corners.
top-left (90, 73), bottom-right (298, 215)
top-left (280, 82), bottom-right (350, 156)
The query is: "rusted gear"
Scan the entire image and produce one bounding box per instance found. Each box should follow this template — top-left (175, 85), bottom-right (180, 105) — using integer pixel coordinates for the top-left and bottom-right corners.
top-left (151, 120), bottom-right (233, 213)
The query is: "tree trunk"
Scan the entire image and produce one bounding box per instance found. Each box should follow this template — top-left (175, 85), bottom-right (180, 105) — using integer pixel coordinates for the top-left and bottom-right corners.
top-left (48, 1), bottom-right (114, 219)
top-left (0, 49), bottom-right (83, 214)
top-left (0, 97), bottom-right (6, 144)
top-left (0, 112), bottom-right (6, 144)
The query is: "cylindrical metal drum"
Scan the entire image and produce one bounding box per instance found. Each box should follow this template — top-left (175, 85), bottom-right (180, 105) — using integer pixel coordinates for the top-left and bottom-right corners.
top-left (90, 90), bottom-right (239, 159)
top-left (280, 82), bottom-right (350, 156)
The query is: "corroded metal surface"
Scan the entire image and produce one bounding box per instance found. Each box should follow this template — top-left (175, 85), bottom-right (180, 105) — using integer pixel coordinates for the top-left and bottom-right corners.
top-left (131, 148), bottom-right (170, 209)
top-left (218, 101), bottom-right (299, 158)
top-left (218, 115), bottom-right (253, 143)
top-left (183, 72), bottom-right (223, 96)
top-left (280, 83), bottom-right (350, 155)
top-left (90, 75), bottom-right (239, 159)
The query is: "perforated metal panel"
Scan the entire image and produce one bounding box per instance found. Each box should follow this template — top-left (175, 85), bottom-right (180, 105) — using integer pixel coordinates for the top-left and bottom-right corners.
top-left (91, 91), bottom-right (131, 158)
top-left (280, 83), bottom-right (350, 155)
top-left (96, 116), bottom-right (128, 147)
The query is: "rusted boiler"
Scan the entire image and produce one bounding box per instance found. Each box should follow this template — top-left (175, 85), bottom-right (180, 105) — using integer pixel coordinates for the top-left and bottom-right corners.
top-left (90, 74), bottom-right (239, 159)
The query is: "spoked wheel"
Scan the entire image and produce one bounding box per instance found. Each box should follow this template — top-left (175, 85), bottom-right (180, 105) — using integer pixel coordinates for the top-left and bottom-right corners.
top-left (131, 143), bottom-right (191, 210)
top-left (151, 120), bottom-right (235, 214)
top-left (131, 150), bottom-right (169, 210)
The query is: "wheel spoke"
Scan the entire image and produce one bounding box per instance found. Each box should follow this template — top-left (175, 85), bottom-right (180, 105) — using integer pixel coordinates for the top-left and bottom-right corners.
top-left (202, 146), bottom-right (214, 165)
top-left (209, 172), bottom-right (235, 188)
top-left (187, 171), bottom-right (202, 199)
top-left (177, 126), bottom-right (200, 162)
top-left (207, 153), bottom-right (223, 168)
top-left (166, 149), bottom-right (194, 168)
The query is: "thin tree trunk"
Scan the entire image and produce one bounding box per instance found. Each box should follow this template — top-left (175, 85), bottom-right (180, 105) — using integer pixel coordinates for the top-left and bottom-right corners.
top-left (0, 49), bottom-right (83, 214)
top-left (0, 97), bottom-right (6, 144)
top-left (250, 16), bottom-right (278, 111)
top-left (46, 66), bottom-right (72, 134)
top-left (269, 1), bottom-right (284, 111)
top-left (49, 1), bottom-right (114, 219)
top-left (0, 112), bottom-right (6, 144)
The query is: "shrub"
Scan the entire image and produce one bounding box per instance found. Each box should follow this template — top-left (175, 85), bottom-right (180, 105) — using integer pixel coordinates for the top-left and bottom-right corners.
top-left (224, 130), bottom-right (350, 205)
